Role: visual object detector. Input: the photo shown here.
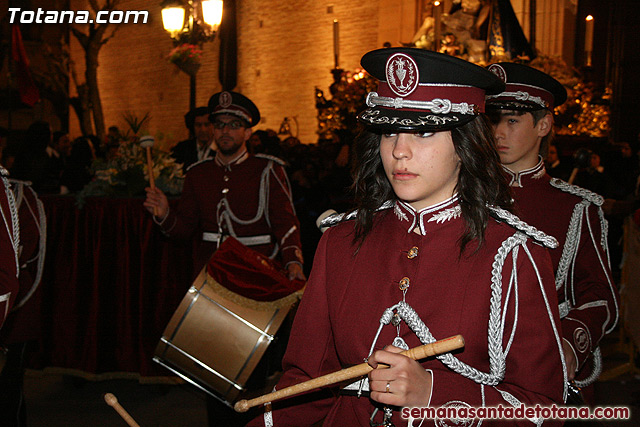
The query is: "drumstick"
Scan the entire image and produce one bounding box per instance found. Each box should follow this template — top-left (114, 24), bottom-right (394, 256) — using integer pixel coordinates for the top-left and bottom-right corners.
top-left (104, 393), bottom-right (141, 427)
top-left (234, 334), bottom-right (464, 413)
top-left (140, 135), bottom-right (158, 216)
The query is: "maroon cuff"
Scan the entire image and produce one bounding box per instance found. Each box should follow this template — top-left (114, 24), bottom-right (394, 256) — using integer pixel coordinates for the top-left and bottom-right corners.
top-left (281, 245), bottom-right (304, 267)
top-left (561, 318), bottom-right (592, 369)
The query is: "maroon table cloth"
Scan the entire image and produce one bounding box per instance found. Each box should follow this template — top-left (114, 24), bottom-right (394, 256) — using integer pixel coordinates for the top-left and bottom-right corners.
top-left (28, 196), bottom-right (194, 377)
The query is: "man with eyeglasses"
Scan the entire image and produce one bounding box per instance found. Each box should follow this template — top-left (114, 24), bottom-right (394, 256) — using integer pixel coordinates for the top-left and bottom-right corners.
top-left (144, 91), bottom-right (305, 283)
top-left (145, 91), bottom-right (306, 425)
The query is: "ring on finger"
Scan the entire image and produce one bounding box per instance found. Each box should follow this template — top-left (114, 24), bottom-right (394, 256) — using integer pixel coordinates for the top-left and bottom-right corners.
top-left (386, 381), bottom-right (391, 393)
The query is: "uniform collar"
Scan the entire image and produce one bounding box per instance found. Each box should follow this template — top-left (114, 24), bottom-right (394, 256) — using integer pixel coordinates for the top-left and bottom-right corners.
top-left (196, 140), bottom-right (214, 161)
top-left (215, 147), bottom-right (249, 170)
top-left (502, 157), bottom-right (546, 187)
top-left (394, 195), bottom-right (461, 235)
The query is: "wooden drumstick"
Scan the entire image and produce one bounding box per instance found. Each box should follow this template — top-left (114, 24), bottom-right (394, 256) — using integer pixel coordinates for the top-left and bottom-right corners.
top-left (234, 334), bottom-right (464, 413)
top-left (104, 393), bottom-right (141, 427)
top-left (140, 135), bottom-right (158, 216)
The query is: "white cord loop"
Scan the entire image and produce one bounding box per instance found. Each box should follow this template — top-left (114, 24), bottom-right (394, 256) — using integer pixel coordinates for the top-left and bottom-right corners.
top-left (366, 92), bottom-right (477, 115)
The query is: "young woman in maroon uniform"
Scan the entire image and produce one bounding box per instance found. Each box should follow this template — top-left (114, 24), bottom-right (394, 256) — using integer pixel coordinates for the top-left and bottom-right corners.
top-left (249, 48), bottom-right (566, 427)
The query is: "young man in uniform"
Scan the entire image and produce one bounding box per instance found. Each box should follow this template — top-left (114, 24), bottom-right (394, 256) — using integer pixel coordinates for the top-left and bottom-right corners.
top-left (486, 62), bottom-right (619, 402)
top-left (145, 91), bottom-right (304, 281)
top-left (144, 91), bottom-right (305, 426)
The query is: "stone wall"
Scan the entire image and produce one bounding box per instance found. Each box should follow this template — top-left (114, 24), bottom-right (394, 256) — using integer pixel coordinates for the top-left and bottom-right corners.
top-left (68, 0), bottom-right (421, 148)
top-left (2, 1), bottom-right (599, 144)
top-left (66, 0), bottom-right (584, 148)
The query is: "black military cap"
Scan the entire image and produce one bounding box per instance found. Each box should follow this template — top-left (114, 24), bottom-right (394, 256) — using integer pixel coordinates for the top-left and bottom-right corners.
top-left (486, 62), bottom-right (567, 111)
top-left (357, 48), bottom-right (505, 132)
top-left (208, 91), bottom-right (261, 127)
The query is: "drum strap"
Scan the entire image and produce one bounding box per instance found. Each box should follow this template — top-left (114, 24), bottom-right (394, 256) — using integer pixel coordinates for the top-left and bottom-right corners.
top-left (202, 232), bottom-right (271, 246)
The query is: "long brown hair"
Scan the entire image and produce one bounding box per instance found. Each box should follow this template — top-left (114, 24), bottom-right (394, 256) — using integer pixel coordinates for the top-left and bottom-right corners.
top-left (350, 114), bottom-right (512, 253)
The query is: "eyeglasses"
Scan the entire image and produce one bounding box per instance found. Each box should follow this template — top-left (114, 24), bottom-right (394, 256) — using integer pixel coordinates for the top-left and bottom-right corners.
top-left (213, 120), bottom-right (245, 130)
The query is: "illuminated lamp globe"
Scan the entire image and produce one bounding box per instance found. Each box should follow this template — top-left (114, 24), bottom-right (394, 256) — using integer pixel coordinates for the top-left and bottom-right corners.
top-left (201, 0), bottom-right (223, 30)
top-left (161, 3), bottom-right (185, 37)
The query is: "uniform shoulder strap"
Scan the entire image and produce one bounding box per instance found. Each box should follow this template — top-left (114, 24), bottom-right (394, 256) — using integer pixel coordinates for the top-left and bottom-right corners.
top-left (317, 201), bottom-right (395, 232)
top-left (549, 178), bottom-right (604, 206)
top-left (489, 206), bottom-right (559, 249)
top-left (317, 209), bottom-right (355, 232)
top-left (255, 153), bottom-right (286, 166)
top-left (185, 157), bottom-right (214, 172)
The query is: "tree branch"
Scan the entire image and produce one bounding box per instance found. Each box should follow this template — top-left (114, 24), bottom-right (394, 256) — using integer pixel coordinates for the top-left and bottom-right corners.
top-left (88, 0), bottom-right (101, 12)
top-left (70, 27), bottom-right (89, 49)
top-left (101, 25), bottom-right (121, 45)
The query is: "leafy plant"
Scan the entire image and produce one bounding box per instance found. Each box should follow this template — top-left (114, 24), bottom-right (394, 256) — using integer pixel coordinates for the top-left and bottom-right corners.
top-left (75, 137), bottom-right (184, 207)
top-left (123, 111), bottom-right (151, 135)
top-left (167, 44), bottom-right (203, 66)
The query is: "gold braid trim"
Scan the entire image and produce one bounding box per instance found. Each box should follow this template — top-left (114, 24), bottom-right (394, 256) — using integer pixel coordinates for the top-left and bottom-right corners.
top-left (205, 272), bottom-right (303, 311)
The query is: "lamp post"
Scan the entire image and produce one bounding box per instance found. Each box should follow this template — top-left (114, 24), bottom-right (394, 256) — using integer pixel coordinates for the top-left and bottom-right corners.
top-left (161, 0), bottom-right (223, 112)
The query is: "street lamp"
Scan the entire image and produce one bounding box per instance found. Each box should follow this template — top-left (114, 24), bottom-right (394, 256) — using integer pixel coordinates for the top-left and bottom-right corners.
top-left (161, 0), bottom-right (223, 111)
top-left (162, 0), bottom-right (222, 45)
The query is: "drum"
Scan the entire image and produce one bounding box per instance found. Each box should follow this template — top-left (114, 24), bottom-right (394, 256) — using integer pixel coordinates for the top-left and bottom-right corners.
top-left (154, 266), bottom-right (298, 407)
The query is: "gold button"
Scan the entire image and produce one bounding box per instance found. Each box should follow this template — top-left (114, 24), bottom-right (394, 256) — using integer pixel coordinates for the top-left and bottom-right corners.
top-left (399, 277), bottom-right (410, 291)
top-left (224, 175), bottom-right (229, 182)
top-left (407, 247), bottom-right (418, 259)
top-left (222, 188), bottom-right (229, 194)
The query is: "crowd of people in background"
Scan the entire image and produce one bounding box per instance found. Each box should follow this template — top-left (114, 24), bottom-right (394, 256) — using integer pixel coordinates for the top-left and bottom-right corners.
top-left (0, 118), bottom-right (356, 274)
top-left (1, 119), bottom-right (640, 274)
top-left (544, 139), bottom-right (640, 276)
top-left (0, 121), bottom-right (99, 195)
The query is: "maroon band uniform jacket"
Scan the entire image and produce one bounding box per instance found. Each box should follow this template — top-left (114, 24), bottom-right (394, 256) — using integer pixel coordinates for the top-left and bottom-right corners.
top-left (250, 197), bottom-right (565, 426)
top-left (505, 160), bottom-right (619, 384)
top-left (0, 167), bottom-right (20, 329)
top-left (0, 179), bottom-right (46, 343)
top-left (156, 153), bottom-right (303, 272)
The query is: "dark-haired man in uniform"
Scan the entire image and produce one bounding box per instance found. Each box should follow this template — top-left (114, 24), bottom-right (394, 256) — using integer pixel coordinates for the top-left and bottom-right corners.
top-left (144, 91), bottom-right (305, 426)
top-left (170, 106), bottom-right (216, 171)
top-left (486, 63), bottom-right (619, 404)
top-left (145, 92), bottom-right (304, 280)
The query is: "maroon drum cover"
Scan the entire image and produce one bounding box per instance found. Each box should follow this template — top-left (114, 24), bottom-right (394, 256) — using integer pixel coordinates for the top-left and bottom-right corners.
top-left (207, 236), bottom-right (305, 301)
